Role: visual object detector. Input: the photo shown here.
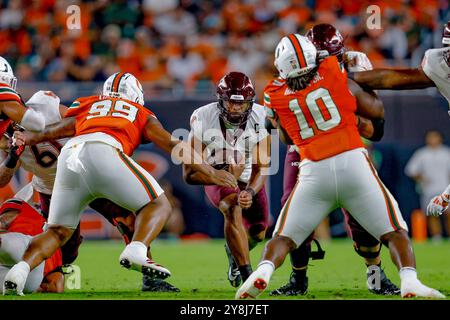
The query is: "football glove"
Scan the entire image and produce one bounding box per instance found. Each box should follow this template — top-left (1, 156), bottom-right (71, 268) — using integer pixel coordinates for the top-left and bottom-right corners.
top-left (4, 128), bottom-right (25, 169)
top-left (426, 192), bottom-right (450, 217)
top-left (345, 51), bottom-right (373, 72)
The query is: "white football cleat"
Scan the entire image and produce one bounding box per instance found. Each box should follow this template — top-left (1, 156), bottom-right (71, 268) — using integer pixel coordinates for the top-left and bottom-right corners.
top-left (401, 279), bottom-right (445, 299)
top-left (235, 269), bottom-right (270, 299)
top-left (2, 263), bottom-right (29, 296)
top-left (119, 247), bottom-right (171, 279)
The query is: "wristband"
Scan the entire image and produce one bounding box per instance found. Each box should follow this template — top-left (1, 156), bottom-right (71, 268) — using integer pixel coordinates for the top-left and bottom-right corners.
top-left (4, 152), bottom-right (19, 169)
top-left (4, 145), bottom-right (23, 169)
top-left (245, 187), bottom-right (256, 198)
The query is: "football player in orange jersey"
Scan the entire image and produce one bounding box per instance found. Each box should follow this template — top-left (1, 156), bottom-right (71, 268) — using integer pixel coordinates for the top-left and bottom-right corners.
top-left (0, 198), bottom-right (63, 293)
top-left (0, 56), bottom-right (45, 134)
top-left (236, 34), bottom-right (444, 299)
top-left (2, 72), bottom-right (237, 295)
top-left (271, 24), bottom-right (399, 297)
top-left (0, 90), bottom-right (180, 293)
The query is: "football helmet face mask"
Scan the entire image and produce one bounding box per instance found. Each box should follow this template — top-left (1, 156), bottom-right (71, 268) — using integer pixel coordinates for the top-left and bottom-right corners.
top-left (0, 56), bottom-right (17, 90)
top-left (274, 34), bottom-right (317, 80)
top-left (103, 72), bottom-right (145, 105)
top-left (216, 72), bottom-right (255, 126)
top-left (443, 21), bottom-right (450, 66)
top-left (442, 21), bottom-right (450, 46)
top-left (306, 24), bottom-right (345, 63)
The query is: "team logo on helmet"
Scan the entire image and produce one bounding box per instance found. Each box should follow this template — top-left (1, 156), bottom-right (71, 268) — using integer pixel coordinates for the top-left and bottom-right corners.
top-left (0, 56), bottom-right (17, 90)
top-left (443, 21), bottom-right (450, 45)
top-left (103, 72), bottom-right (144, 105)
top-left (274, 34), bottom-right (317, 79)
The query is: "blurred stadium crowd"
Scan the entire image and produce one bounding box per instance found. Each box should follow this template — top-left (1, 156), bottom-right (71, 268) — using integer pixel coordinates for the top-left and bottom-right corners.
top-left (0, 0), bottom-right (449, 97)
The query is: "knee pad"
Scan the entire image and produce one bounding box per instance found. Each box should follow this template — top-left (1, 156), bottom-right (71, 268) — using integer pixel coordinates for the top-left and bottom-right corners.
top-left (353, 242), bottom-right (381, 259)
top-left (347, 217), bottom-right (380, 248)
top-left (310, 239), bottom-right (325, 260)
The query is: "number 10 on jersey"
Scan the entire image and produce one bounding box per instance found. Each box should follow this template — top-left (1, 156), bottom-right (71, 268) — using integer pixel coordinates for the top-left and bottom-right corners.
top-left (288, 88), bottom-right (341, 139)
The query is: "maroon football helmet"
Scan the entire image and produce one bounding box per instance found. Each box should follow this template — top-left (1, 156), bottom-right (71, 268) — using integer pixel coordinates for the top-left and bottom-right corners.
top-left (306, 23), bottom-right (345, 63)
top-left (443, 21), bottom-right (450, 66)
top-left (216, 71), bottom-right (255, 126)
top-left (443, 21), bottom-right (450, 46)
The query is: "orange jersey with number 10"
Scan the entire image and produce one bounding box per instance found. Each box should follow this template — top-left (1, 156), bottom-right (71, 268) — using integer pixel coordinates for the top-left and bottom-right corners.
top-left (65, 95), bottom-right (156, 155)
top-left (264, 56), bottom-right (364, 161)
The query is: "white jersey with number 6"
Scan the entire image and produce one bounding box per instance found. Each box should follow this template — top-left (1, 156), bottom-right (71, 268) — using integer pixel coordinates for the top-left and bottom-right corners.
top-left (189, 102), bottom-right (268, 183)
top-left (17, 91), bottom-right (67, 195)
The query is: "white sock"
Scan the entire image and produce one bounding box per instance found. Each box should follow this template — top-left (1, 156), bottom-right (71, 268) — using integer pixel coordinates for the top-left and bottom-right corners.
top-left (257, 260), bottom-right (275, 277)
top-left (399, 267), bottom-right (418, 282)
top-left (126, 241), bottom-right (147, 257)
top-left (16, 261), bottom-right (31, 274)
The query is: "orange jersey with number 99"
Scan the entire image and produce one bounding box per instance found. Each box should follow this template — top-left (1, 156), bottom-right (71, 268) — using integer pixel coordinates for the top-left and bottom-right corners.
top-left (65, 95), bottom-right (156, 155)
top-left (264, 56), bottom-right (364, 161)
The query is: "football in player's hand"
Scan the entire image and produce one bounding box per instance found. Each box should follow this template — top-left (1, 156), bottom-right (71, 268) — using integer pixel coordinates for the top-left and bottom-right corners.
top-left (211, 149), bottom-right (245, 178)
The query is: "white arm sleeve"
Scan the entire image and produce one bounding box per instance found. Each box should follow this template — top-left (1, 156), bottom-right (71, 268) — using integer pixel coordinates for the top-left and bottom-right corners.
top-left (20, 108), bottom-right (45, 131)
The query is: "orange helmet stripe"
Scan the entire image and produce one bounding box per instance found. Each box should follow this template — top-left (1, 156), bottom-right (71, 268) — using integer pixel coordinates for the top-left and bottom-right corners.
top-left (112, 72), bottom-right (126, 93)
top-left (287, 34), bottom-right (307, 69)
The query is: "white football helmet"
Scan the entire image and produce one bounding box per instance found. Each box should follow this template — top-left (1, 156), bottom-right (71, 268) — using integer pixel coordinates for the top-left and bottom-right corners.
top-left (274, 34), bottom-right (317, 79)
top-left (0, 56), bottom-right (17, 90)
top-left (103, 72), bottom-right (144, 105)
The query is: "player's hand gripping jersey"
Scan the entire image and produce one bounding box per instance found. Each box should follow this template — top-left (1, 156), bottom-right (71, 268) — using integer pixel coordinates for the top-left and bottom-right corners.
top-left (65, 95), bottom-right (157, 155)
top-left (264, 56), bottom-right (364, 161)
top-left (11, 91), bottom-right (66, 196)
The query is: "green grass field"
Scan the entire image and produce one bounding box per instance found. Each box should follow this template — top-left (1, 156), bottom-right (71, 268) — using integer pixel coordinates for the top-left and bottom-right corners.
top-left (2, 239), bottom-right (449, 300)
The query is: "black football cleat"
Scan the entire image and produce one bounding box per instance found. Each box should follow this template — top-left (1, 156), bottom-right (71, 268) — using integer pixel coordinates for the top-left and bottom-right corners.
top-left (224, 244), bottom-right (241, 287)
top-left (142, 276), bottom-right (180, 293)
top-left (269, 272), bottom-right (308, 296)
top-left (367, 267), bottom-right (400, 295)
